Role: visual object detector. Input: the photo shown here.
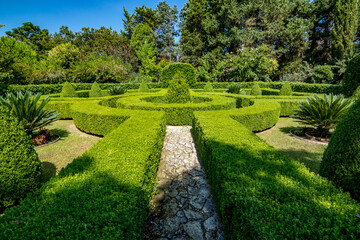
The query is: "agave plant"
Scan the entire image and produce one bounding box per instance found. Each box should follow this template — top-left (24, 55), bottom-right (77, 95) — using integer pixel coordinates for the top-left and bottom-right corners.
top-left (107, 85), bottom-right (128, 95)
top-left (292, 94), bottom-right (353, 137)
top-left (0, 91), bottom-right (60, 135)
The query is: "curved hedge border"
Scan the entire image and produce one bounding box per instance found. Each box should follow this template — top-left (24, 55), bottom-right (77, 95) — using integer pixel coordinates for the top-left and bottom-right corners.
top-left (115, 92), bottom-right (237, 125)
top-left (192, 105), bottom-right (360, 239)
top-left (0, 99), bottom-right (166, 239)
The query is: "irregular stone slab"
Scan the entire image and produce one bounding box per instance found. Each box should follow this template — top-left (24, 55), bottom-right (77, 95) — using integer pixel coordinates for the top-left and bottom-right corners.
top-left (144, 126), bottom-right (223, 240)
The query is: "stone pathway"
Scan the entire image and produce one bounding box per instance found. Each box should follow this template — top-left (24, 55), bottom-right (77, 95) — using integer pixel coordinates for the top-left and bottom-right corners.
top-left (144, 126), bottom-right (224, 240)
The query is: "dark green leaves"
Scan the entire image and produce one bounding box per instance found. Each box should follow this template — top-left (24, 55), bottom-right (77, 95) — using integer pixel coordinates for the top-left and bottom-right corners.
top-left (0, 91), bottom-right (60, 135)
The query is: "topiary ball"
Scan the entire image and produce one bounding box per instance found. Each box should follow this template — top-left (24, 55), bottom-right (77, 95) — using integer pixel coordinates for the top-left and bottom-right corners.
top-left (203, 81), bottom-right (214, 92)
top-left (161, 63), bottom-right (197, 88)
top-left (0, 107), bottom-right (43, 209)
top-left (343, 53), bottom-right (360, 97)
top-left (250, 82), bottom-right (262, 96)
top-left (60, 82), bottom-right (77, 98)
top-left (166, 74), bottom-right (191, 103)
top-left (319, 99), bottom-right (360, 201)
top-left (89, 81), bottom-right (103, 98)
top-left (279, 81), bottom-right (292, 96)
top-left (138, 80), bottom-right (150, 92)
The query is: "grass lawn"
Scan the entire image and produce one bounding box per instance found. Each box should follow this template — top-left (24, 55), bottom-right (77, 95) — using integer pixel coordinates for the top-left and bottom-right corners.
top-left (35, 120), bottom-right (101, 181)
top-left (257, 117), bottom-right (327, 173)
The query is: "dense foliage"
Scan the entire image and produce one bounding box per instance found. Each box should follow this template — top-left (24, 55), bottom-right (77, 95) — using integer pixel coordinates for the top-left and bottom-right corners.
top-left (292, 94), bottom-right (353, 136)
top-left (161, 63), bottom-right (196, 87)
top-left (166, 74), bottom-right (191, 103)
top-left (89, 82), bottom-right (103, 98)
top-left (279, 81), bottom-right (292, 96)
top-left (138, 80), bottom-right (150, 92)
top-left (203, 81), bottom-right (213, 92)
top-left (250, 82), bottom-right (262, 96)
top-left (107, 85), bottom-right (128, 95)
top-left (343, 53), bottom-right (360, 96)
top-left (60, 82), bottom-right (77, 97)
top-left (0, 106), bottom-right (43, 209)
top-left (0, 91), bottom-right (60, 135)
top-left (320, 99), bottom-right (360, 201)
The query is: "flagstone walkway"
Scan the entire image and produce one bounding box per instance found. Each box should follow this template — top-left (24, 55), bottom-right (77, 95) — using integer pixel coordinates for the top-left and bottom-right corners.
top-left (144, 126), bottom-right (224, 240)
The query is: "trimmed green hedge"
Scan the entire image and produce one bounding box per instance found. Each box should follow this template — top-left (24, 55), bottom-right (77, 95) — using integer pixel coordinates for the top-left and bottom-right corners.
top-left (192, 107), bottom-right (360, 239)
top-left (0, 107), bottom-right (43, 209)
top-left (116, 91), bottom-right (237, 125)
top-left (161, 63), bottom-right (197, 88)
top-left (10, 81), bottom-right (344, 95)
top-left (0, 100), bottom-right (166, 239)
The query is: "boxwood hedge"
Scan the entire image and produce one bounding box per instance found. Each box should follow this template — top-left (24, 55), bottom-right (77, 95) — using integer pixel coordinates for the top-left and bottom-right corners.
top-left (192, 105), bottom-right (360, 239)
top-left (160, 63), bottom-right (197, 88)
top-left (0, 107), bottom-right (43, 209)
top-left (0, 99), bottom-right (166, 239)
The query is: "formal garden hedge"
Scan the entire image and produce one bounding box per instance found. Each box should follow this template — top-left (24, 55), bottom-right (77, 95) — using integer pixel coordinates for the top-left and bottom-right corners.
top-left (1, 88), bottom-right (359, 239)
top-left (6, 81), bottom-right (344, 96)
top-left (0, 99), bottom-right (166, 239)
top-left (192, 106), bottom-right (360, 239)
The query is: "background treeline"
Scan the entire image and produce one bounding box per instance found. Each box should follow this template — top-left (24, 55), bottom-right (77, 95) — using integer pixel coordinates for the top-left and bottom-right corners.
top-left (0, 0), bottom-right (359, 85)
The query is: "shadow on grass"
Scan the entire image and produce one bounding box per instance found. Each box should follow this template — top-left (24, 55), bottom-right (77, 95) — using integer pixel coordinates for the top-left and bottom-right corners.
top-left (50, 128), bottom-right (70, 138)
top-left (280, 149), bottom-right (322, 173)
top-left (41, 162), bottom-right (57, 182)
top-left (192, 126), bottom-right (360, 239)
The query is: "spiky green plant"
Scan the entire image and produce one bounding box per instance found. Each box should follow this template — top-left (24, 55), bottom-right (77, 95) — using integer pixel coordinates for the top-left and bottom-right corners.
top-left (107, 85), bottom-right (128, 95)
top-left (292, 94), bottom-right (353, 136)
top-left (0, 91), bottom-right (60, 135)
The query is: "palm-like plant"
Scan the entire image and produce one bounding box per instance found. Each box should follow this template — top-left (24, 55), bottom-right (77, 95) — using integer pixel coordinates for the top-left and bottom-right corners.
top-left (0, 91), bottom-right (60, 135)
top-left (292, 94), bottom-right (353, 137)
top-left (107, 85), bottom-right (127, 95)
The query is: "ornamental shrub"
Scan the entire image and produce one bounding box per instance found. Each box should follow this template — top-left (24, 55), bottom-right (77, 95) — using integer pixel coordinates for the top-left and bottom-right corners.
top-left (107, 85), bottom-right (127, 96)
top-left (89, 81), bottom-right (103, 98)
top-left (312, 65), bottom-right (334, 83)
top-left (279, 81), bottom-right (292, 96)
top-left (0, 106), bottom-right (43, 209)
top-left (292, 94), bottom-right (352, 137)
top-left (343, 53), bottom-right (360, 96)
top-left (203, 81), bottom-right (213, 92)
top-left (166, 74), bottom-right (191, 103)
top-left (250, 82), bottom-right (262, 95)
top-left (60, 82), bottom-right (77, 97)
top-left (138, 80), bottom-right (150, 92)
top-left (0, 91), bottom-right (60, 135)
top-left (161, 63), bottom-right (196, 88)
top-left (320, 99), bottom-right (360, 201)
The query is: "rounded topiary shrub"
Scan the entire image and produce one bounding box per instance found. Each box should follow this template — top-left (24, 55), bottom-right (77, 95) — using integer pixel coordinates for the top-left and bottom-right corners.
top-left (166, 74), bottom-right (191, 103)
top-left (251, 82), bottom-right (262, 96)
top-left (319, 99), bottom-right (360, 201)
top-left (0, 107), bottom-right (43, 209)
top-left (60, 82), bottom-right (77, 97)
top-left (343, 53), bottom-right (360, 97)
top-left (279, 81), bottom-right (292, 96)
top-left (89, 81), bottom-right (103, 98)
top-left (161, 63), bottom-right (196, 88)
top-left (203, 81), bottom-right (214, 92)
top-left (138, 80), bottom-right (150, 92)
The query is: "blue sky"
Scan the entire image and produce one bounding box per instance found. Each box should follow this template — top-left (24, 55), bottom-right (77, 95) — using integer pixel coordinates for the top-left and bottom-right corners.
top-left (0, 0), bottom-right (187, 36)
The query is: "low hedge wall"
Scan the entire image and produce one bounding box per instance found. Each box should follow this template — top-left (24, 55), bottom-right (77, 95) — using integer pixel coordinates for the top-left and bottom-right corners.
top-left (0, 100), bottom-right (166, 239)
top-left (192, 108), bottom-right (360, 239)
top-left (9, 82), bottom-right (344, 95)
top-left (115, 92), bottom-right (237, 125)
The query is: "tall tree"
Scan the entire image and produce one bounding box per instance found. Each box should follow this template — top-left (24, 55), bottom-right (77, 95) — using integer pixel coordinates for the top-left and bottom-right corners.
top-left (156, 1), bottom-right (179, 61)
top-left (332, 0), bottom-right (359, 60)
top-left (5, 22), bottom-right (53, 55)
